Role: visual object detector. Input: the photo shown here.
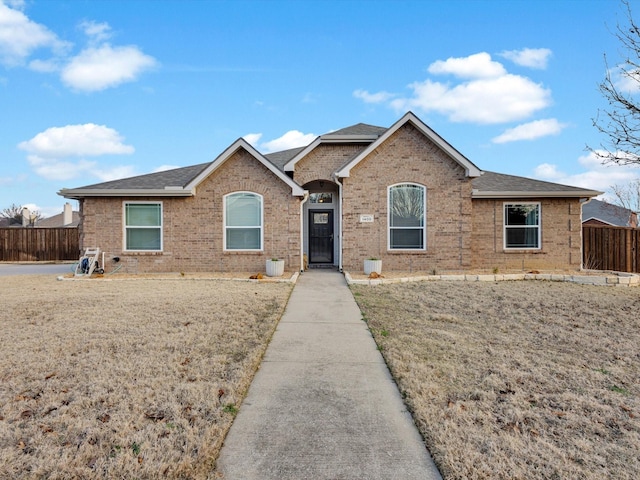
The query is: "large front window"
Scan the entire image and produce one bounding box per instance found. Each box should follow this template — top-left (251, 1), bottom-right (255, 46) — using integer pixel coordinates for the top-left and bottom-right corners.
top-left (224, 192), bottom-right (263, 250)
top-left (124, 202), bottom-right (162, 251)
top-left (504, 203), bottom-right (540, 249)
top-left (388, 183), bottom-right (426, 250)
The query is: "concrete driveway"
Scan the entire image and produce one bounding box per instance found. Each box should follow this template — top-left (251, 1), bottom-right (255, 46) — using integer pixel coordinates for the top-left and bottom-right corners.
top-left (0, 263), bottom-right (75, 276)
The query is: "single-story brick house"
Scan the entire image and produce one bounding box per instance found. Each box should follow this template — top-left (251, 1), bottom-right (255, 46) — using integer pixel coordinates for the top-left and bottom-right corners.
top-left (59, 112), bottom-right (601, 274)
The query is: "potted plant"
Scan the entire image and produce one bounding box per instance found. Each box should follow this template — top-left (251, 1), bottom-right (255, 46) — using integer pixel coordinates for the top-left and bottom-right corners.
top-left (364, 257), bottom-right (382, 275)
top-left (266, 258), bottom-right (285, 277)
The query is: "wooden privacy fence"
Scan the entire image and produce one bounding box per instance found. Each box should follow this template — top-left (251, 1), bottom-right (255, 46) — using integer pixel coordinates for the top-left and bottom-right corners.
top-left (583, 224), bottom-right (640, 273)
top-left (0, 228), bottom-right (80, 261)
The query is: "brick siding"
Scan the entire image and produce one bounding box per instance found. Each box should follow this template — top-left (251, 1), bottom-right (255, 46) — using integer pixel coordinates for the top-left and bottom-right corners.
top-left (80, 149), bottom-right (301, 274)
top-left (293, 143), bottom-right (367, 187)
top-left (341, 123), bottom-right (474, 273)
top-left (471, 198), bottom-right (583, 271)
top-left (78, 124), bottom-right (585, 275)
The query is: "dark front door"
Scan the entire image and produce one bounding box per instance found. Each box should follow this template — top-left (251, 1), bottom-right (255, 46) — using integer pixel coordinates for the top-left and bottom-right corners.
top-left (309, 210), bottom-right (334, 264)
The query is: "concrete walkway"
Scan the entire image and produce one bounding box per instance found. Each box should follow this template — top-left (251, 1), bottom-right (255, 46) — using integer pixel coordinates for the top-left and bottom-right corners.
top-left (216, 269), bottom-right (442, 480)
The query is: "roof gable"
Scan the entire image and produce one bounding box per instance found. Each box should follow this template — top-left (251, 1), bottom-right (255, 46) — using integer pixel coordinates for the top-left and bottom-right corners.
top-left (59, 140), bottom-right (305, 199)
top-left (335, 112), bottom-right (482, 178)
top-left (185, 138), bottom-right (305, 196)
top-left (283, 123), bottom-right (385, 172)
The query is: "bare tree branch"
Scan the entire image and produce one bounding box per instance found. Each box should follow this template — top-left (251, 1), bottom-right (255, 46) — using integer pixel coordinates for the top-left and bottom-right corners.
top-left (590, 0), bottom-right (640, 165)
top-left (0, 203), bottom-right (43, 226)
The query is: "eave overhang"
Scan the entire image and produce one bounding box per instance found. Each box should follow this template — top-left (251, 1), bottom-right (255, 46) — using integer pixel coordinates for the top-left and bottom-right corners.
top-left (472, 189), bottom-right (604, 199)
top-left (582, 216), bottom-right (616, 226)
top-left (58, 187), bottom-right (195, 199)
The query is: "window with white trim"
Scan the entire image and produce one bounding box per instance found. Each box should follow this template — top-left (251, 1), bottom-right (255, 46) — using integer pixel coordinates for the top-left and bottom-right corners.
top-left (388, 183), bottom-right (426, 250)
top-left (124, 202), bottom-right (163, 251)
top-left (504, 203), bottom-right (540, 249)
top-left (224, 192), bottom-right (263, 250)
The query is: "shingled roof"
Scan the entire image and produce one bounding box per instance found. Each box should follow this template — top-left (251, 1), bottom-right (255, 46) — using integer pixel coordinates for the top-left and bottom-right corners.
top-left (264, 146), bottom-right (306, 171)
top-left (75, 163), bottom-right (210, 191)
top-left (472, 171), bottom-right (602, 198)
top-left (582, 198), bottom-right (637, 226)
top-left (59, 118), bottom-right (602, 200)
top-left (325, 123), bottom-right (387, 137)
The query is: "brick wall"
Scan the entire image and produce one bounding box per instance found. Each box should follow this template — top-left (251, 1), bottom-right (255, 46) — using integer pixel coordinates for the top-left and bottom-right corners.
top-left (293, 144), bottom-right (367, 186)
top-left (77, 126), bottom-right (585, 275)
top-left (471, 198), bottom-right (583, 271)
top-left (340, 123), bottom-right (474, 273)
top-left (80, 149), bottom-right (301, 274)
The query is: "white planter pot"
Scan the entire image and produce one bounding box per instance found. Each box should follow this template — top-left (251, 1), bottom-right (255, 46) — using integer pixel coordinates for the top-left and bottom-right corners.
top-left (266, 259), bottom-right (285, 277)
top-left (364, 259), bottom-right (382, 275)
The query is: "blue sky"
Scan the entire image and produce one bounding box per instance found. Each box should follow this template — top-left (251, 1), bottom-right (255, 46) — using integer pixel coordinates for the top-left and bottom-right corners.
top-left (2, 0), bottom-right (640, 218)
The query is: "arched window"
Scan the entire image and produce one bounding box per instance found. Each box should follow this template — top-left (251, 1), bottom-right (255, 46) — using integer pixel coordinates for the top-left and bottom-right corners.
top-left (388, 183), bottom-right (426, 250)
top-left (224, 192), bottom-right (263, 251)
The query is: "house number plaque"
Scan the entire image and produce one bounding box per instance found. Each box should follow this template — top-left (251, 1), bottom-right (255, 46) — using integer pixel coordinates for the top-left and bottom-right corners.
top-left (359, 214), bottom-right (374, 223)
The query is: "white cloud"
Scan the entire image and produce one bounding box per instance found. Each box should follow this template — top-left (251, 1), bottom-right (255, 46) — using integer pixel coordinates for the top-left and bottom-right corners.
top-left (353, 89), bottom-right (396, 103)
top-left (533, 162), bottom-right (563, 179)
top-left (0, 4), bottom-right (156, 92)
top-left (19, 124), bottom-right (134, 158)
top-left (61, 44), bottom-right (157, 92)
top-left (0, 2), bottom-right (69, 66)
top-left (261, 130), bottom-right (316, 153)
top-left (492, 118), bottom-right (567, 144)
top-left (26, 154), bottom-right (97, 181)
top-left (243, 133), bottom-right (263, 146)
top-left (499, 48), bottom-right (552, 69)
top-left (28, 58), bottom-right (59, 72)
top-left (392, 74), bottom-right (551, 124)
top-left (534, 150), bottom-right (640, 193)
top-left (152, 165), bottom-right (181, 173)
top-left (79, 20), bottom-right (112, 43)
top-left (94, 165), bottom-right (137, 182)
top-left (427, 52), bottom-right (506, 78)
top-left (25, 154), bottom-right (137, 183)
top-left (611, 66), bottom-right (640, 94)
top-left (358, 52), bottom-right (552, 125)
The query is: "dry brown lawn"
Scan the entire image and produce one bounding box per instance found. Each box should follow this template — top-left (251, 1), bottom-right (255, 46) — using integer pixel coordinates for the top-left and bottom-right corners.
top-left (351, 280), bottom-right (640, 480)
top-left (0, 275), bottom-right (292, 479)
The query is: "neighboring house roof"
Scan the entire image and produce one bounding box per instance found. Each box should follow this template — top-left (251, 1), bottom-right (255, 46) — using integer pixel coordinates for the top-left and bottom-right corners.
top-left (336, 112), bottom-right (482, 178)
top-left (472, 171), bottom-right (602, 198)
top-left (35, 211), bottom-right (80, 228)
top-left (0, 217), bottom-right (19, 227)
top-left (582, 198), bottom-right (637, 227)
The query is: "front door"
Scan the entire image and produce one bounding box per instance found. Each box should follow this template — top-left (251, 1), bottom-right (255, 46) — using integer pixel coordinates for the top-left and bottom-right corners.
top-left (309, 210), bottom-right (333, 264)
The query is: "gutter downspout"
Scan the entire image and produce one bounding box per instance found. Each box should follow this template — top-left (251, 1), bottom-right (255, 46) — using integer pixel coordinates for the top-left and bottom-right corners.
top-left (299, 191), bottom-right (310, 273)
top-left (579, 197), bottom-right (595, 271)
top-left (333, 174), bottom-right (344, 273)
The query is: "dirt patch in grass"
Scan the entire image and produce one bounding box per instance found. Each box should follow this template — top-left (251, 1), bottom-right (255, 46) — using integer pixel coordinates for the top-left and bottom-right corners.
top-left (0, 275), bottom-right (292, 479)
top-left (352, 280), bottom-right (640, 480)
